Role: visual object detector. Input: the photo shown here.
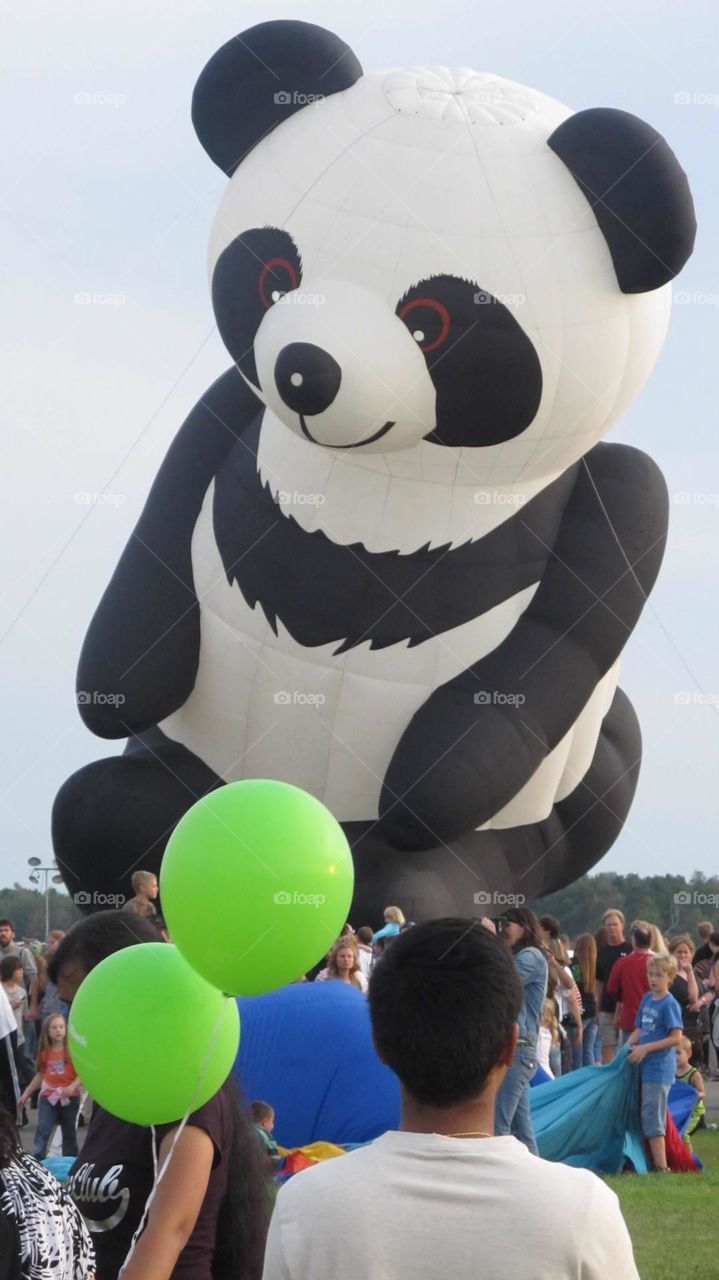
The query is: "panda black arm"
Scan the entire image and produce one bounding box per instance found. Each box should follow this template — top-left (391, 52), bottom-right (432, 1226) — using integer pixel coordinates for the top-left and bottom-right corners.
top-left (378, 442), bottom-right (668, 849)
top-left (76, 367), bottom-right (261, 737)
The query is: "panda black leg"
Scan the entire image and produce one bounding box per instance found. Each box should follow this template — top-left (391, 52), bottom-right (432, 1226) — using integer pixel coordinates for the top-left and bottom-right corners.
top-left (520, 685), bottom-right (642, 898)
top-left (346, 687), bottom-right (641, 922)
top-left (52, 729), bottom-right (223, 910)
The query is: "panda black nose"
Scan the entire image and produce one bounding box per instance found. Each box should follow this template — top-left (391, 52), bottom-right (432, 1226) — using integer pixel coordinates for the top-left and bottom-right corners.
top-left (274, 343), bottom-right (342, 416)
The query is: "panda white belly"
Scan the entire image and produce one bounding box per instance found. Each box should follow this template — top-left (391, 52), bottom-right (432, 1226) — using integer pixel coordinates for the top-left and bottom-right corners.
top-left (160, 477), bottom-right (619, 829)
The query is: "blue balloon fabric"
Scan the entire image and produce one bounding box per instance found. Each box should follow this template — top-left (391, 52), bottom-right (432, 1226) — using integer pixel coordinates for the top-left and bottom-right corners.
top-left (530, 1046), bottom-right (648, 1174)
top-left (41, 1156), bottom-right (76, 1184)
top-left (668, 1080), bottom-right (700, 1138)
top-left (234, 981), bottom-right (400, 1148)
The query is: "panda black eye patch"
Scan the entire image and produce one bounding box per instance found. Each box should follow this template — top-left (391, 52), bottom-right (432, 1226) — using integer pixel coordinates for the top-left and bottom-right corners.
top-left (396, 275), bottom-right (542, 448)
top-left (212, 227), bottom-right (303, 386)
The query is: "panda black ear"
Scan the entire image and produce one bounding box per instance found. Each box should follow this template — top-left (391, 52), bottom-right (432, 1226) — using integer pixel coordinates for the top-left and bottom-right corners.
top-left (192, 20), bottom-right (363, 176)
top-left (548, 108), bottom-right (696, 293)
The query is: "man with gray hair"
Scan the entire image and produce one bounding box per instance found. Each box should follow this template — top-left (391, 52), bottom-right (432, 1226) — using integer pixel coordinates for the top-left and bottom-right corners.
top-left (607, 921), bottom-right (653, 1046)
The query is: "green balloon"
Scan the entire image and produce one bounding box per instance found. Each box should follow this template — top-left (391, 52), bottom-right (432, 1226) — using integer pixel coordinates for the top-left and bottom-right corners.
top-left (161, 780), bottom-right (354, 995)
top-left (67, 943), bottom-right (239, 1125)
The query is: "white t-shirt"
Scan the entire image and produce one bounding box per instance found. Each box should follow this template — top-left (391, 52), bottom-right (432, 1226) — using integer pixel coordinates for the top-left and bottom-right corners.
top-left (536, 1025), bottom-right (554, 1077)
top-left (555, 968), bottom-right (576, 1022)
top-left (0, 984), bottom-right (17, 1039)
top-left (262, 1130), bottom-right (639, 1280)
top-left (314, 971), bottom-right (368, 993)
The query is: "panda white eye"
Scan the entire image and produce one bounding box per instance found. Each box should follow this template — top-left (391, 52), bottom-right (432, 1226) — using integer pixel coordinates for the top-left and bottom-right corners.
top-left (290, 372), bottom-right (303, 387)
top-left (412, 329), bottom-right (425, 343)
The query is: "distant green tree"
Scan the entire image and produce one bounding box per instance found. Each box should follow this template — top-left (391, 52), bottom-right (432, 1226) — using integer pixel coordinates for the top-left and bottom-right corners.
top-left (0, 884), bottom-right (80, 940)
top-left (533, 870), bottom-right (719, 942)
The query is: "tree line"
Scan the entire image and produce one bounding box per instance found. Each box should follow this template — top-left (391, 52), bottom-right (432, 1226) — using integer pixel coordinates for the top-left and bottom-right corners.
top-left (0, 884), bottom-right (80, 939)
top-left (1, 870), bottom-right (717, 945)
top-left (533, 870), bottom-right (719, 941)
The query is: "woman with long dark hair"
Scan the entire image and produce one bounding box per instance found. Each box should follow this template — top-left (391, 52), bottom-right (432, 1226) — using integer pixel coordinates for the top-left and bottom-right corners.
top-left (492, 907), bottom-right (548, 1154)
top-left (48, 912), bottom-right (270, 1280)
top-left (0, 1102), bottom-right (95, 1279)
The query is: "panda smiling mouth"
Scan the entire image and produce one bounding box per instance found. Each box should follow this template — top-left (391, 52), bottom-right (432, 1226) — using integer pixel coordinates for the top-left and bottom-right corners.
top-left (299, 415), bottom-right (395, 449)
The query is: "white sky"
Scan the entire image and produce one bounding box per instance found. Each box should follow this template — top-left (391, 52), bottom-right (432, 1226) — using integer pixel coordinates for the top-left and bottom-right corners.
top-left (1, 0), bottom-right (717, 890)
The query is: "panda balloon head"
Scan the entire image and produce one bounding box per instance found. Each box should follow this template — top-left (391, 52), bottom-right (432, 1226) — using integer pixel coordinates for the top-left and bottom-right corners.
top-left (54, 21), bottom-right (695, 922)
top-left (196, 20), bottom-right (694, 482)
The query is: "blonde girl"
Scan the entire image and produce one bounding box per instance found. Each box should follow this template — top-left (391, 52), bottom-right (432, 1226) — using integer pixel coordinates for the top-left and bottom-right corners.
top-left (537, 999), bottom-right (559, 1078)
top-left (18, 1014), bottom-right (79, 1159)
top-left (371, 906), bottom-right (406, 950)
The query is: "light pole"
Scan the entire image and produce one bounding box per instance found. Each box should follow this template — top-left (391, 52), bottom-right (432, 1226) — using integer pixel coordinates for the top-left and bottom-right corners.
top-left (27, 858), bottom-right (65, 938)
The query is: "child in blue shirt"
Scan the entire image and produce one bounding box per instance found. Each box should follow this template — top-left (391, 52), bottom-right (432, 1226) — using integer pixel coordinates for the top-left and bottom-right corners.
top-left (627, 954), bottom-right (683, 1172)
top-left (371, 906), bottom-right (405, 948)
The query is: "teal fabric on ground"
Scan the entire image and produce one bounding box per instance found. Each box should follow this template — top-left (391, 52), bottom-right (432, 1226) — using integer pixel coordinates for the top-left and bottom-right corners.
top-left (530, 1044), bottom-right (648, 1174)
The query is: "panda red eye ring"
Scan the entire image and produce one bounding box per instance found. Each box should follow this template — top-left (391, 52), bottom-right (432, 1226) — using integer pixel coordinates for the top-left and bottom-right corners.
top-left (398, 297), bottom-right (450, 353)
top-left (259, 257), bottom-right (299, 309)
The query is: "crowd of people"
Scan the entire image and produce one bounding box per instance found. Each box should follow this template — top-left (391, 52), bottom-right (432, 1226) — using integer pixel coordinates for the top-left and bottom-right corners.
top-left (0, 897), bottom-right (717, 1278)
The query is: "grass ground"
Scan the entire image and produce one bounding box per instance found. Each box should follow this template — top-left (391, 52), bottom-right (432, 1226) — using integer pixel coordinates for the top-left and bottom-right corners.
top-left (20, 1080), bottom-right (718, 1277)
top-left (605, 1128), bottom-right (719, 1278)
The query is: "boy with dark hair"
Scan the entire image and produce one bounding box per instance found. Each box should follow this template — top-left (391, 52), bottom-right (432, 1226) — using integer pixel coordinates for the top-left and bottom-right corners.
top-left (47, 911), bottom-right (162, 1003)
top-left (355, 926), bottom-right (374, 979)
top-left (250, 1101), bottom-right (280, 1165)
top-left (0, 919), bottom-right (38, 1005)
top-left (261, 918), bottom-right (639, 1279)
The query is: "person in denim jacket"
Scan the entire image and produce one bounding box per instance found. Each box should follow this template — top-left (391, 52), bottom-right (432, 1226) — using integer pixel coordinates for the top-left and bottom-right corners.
top-left (493, 907), bottom-right (548, 1154)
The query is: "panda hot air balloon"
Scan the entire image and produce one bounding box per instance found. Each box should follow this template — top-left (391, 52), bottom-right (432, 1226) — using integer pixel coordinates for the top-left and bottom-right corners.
top-left (54, 21), bottom-right (696, 920)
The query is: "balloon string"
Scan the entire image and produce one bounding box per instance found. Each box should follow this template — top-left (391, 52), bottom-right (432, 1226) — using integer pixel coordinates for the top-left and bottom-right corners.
top-left (117, 997), bottom-right (232, 1278)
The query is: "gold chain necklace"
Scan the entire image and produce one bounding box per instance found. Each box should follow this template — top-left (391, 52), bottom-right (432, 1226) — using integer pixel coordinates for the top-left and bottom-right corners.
top-left (444, 1131), bottom-right (493, 1138)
